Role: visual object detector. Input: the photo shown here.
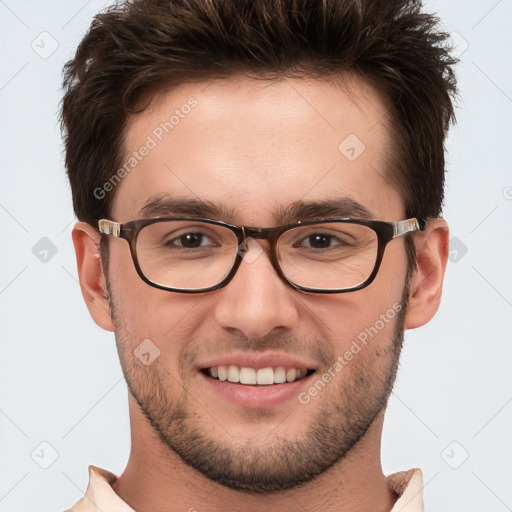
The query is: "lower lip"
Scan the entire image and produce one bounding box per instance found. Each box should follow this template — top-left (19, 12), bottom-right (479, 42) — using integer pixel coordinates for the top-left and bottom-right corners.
top-left (200, 372), bottom-right (314, 409)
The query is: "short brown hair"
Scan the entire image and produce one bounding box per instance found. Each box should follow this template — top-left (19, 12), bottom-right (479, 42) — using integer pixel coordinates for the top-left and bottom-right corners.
top-left (61, 0), bottom-right (458, 270)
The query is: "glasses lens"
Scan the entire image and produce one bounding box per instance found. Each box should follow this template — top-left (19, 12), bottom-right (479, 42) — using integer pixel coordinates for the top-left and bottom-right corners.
top-left (277, 222), bottom-right (378, 291)
top-left (136, 220), bottom-right (239, 290)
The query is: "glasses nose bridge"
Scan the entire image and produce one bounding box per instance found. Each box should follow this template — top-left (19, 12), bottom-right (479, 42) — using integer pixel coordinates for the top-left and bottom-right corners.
top-left (241, 226), bottom-right (283, 252)
top-left (239, 225), bottom-right (283, 272)
top-left (242, 225), bottom-right (281, 241)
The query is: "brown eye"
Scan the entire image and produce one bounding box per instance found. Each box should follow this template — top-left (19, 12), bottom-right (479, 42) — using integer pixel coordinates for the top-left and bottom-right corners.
top-left (173, 232), bottom-right (207, 248)
top-left (305, 234), bottom-right (332, 249)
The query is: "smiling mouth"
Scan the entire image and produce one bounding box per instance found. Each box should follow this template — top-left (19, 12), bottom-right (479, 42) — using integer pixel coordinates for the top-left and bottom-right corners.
top-left (202, 365), bottom-right (316, 386)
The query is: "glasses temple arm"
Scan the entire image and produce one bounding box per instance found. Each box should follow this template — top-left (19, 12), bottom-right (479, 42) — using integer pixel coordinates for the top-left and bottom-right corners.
top-left (392, 218), bottom-right (424, 238)
top-left (98, 219), bottom-right (121, 237)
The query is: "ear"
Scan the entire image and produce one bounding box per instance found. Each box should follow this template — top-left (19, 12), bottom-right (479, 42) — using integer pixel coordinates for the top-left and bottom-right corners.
top-left (72, 221), bottom-right (115, 332)
top-left (404, 218), bottom-right (449, 330)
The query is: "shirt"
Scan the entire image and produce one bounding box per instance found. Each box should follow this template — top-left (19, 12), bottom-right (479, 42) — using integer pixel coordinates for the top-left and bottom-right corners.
top-left (65, 465), bottom-right (425, 511)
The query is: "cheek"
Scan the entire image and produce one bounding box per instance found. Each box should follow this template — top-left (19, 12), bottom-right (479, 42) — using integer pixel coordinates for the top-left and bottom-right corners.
top-left (107, 247), bottom-right (206, 366)
top-left (108, 237), bottom-right (169, 325)
top-left (314, 288), bottom-right (404, 337)
top-left (307, 262), bottom-right (406, 362)
top-left (318, 300), bottom-right (404, 396)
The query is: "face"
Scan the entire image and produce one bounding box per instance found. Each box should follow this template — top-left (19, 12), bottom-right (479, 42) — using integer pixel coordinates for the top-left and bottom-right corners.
top-left (103, 75), bottom-right (410, 492)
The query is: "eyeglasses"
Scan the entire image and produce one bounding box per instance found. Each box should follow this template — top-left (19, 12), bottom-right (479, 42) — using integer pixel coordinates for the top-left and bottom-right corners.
top-left (98, 216), bottom-right (424, 294)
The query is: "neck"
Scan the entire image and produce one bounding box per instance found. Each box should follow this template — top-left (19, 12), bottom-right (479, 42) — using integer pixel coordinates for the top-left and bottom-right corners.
top-left (113, 397), bottom-right (397, 512)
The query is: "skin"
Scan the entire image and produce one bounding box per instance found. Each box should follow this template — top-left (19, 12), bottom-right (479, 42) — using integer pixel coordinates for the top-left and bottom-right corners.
top-left (73, 75), bottom-right (449, 512)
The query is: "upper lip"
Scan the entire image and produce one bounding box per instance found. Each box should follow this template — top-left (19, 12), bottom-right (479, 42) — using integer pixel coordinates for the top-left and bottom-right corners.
top-left (197, 352), bottom-right (317, 371)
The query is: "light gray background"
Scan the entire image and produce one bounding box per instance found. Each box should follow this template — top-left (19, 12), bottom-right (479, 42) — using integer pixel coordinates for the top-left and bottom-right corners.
top-left (1, 0), bottom-right (511, 510)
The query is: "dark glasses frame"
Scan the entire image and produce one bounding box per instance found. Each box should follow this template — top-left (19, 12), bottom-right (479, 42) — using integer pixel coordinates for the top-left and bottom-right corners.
top-left (98, 216), bottom-right (425, 294)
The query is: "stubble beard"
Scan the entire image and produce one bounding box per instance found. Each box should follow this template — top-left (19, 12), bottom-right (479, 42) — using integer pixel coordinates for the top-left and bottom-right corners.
top-left (108, 279), bottom-right (409, 494)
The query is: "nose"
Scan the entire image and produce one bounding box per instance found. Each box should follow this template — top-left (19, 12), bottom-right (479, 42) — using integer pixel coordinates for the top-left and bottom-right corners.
top-left (213, 239), bottom-right (300, 339)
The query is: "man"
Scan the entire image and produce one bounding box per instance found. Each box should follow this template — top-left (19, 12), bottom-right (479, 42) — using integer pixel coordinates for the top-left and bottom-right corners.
top-left (61, 0), bottom-right (457, 510)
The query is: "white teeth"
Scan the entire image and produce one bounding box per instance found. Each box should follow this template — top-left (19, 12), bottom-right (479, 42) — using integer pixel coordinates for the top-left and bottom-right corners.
top-left (256, 367), bottom-right (274, 385)
top-left (286, 368), bottom-right (297, 382)
top-left (274, 366), bottom-right (286, 383)
top-left (240, 367), bottom-right (257, 384)
top-left (207, 365), bottom-right (311, 385)
top-left (217, 365), bottom-right (228, 381)
top-left (227, 365), bottom-right (239, 383)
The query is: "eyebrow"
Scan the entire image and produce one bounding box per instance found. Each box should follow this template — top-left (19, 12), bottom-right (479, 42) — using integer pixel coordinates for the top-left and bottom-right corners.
top-left (276, 198), bottom-right (374, 223)
top-left (139, 195), bottom-right (374, 224)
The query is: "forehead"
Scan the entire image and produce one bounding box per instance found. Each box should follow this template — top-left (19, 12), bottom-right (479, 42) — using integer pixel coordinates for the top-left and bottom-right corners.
top-left (113, 75), bottom-right (403, 224)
